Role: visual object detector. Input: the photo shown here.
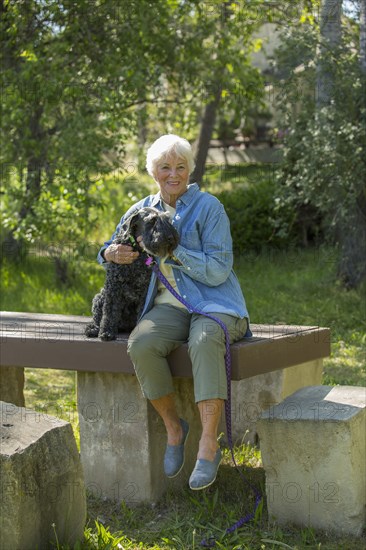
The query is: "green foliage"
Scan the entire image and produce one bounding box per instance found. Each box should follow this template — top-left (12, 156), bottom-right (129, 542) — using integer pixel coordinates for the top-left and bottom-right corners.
top-left (84, 521), bottom-right (131, 549)
top-left (90, 173), bottom-right (155, 243)
top-left (277, 104), bottom-right (366, 231)
top-left (0, 170), bottom-right (154, 286)
top-left (1, 169), bottom-right (104, 245)
top-left (129, 1), bottom-right (270, 160)
top-left (272, 10), bottom-right (366, 287)
top-left (0, 0), bottom-right (270, 249)
top-left (216, 178), bottom-right (294, 254)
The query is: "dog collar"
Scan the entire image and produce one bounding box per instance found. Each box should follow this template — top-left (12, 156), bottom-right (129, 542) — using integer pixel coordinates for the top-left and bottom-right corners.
top-left (129, 235), bottom-right (138, 249)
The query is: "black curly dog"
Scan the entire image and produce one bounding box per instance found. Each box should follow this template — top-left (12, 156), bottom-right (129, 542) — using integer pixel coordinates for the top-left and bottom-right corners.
top-left (85, 207), bottom-right (179, 341)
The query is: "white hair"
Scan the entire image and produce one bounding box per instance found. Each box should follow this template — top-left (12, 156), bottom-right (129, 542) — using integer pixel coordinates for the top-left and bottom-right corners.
top-left (146, 134), bottom-right (195, 178)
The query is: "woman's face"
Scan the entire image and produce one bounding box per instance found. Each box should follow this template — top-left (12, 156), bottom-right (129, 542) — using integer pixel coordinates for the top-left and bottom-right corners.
top-left (154, 155), bottom-right (189, 207)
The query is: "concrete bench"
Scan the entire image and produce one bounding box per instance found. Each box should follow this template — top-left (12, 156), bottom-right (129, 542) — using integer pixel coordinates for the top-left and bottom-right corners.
top-left (0, 311), bottom-right (331, 503)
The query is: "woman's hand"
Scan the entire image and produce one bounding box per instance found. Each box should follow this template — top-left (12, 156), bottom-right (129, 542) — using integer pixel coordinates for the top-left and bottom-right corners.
top-left (104, 244), bottom-right (139, 264)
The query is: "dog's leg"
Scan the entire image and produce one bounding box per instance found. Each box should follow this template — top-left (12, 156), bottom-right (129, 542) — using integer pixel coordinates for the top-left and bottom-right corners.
top-left (85, 290), bottom-right (104, 337)
top-left (98, 290), bottom-right (121, 341)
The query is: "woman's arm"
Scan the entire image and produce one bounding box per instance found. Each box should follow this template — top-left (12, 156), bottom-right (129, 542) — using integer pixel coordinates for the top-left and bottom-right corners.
top-left (168, 204), bottom-right (234, 287)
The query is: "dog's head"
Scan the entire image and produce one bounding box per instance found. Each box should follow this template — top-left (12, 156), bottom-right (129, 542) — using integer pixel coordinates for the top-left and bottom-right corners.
top-left (123, 207), bottom-right (179, 257)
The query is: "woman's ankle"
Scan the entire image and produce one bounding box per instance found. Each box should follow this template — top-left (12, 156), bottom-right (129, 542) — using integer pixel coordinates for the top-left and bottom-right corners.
top-left (197, 434), bottom-right (219, 461)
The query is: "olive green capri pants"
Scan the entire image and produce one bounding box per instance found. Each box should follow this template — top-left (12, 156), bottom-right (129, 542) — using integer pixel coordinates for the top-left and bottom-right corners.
top-left (127, 304), bottom-right (248, 403)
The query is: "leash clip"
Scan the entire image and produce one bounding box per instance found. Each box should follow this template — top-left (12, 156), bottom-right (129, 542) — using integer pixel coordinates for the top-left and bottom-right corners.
top-left (145, 256), bottom-right (156, 267)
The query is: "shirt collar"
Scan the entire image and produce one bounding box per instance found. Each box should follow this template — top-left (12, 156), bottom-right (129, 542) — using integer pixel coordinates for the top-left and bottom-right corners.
top-left (151, 183), bottom-right (200, 208)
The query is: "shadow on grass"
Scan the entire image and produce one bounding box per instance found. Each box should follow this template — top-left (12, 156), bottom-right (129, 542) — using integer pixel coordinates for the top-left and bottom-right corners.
top-left (86, 462), bottom-right (266, 549)
top-left (84, 458), bottom-right (365, 550)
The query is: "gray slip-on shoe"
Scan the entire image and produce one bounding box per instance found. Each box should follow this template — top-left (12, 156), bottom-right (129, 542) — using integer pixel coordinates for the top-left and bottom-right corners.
top-left (189, 448), bottom-right (222, 490)
top-left (164, 418), bottom-right (190, 478)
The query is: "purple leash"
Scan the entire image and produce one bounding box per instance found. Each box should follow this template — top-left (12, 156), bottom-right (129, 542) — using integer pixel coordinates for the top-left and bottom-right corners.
top-left (146, 258), bottom-right (262, 546)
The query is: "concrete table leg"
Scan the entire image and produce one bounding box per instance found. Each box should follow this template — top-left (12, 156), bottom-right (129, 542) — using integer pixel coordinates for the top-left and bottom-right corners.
top-left (257, 385), bottom-right (366, 537)
top-left (77, 372), bottom-right (200, 503)
top-left (0, 366), bottom-right (25, 407)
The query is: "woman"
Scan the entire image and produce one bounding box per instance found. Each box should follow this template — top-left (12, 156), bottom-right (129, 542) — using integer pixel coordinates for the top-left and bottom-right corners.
top-left (98, 134), bottom-right (250, 490)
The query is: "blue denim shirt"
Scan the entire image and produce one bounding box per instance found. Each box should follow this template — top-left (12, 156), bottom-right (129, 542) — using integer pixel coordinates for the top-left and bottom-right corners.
top-left (98, 183), bottom-right (250, 324)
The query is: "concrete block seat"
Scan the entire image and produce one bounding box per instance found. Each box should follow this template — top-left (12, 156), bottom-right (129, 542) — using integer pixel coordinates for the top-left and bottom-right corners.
top-left (257, 385), bottom-right (366, 537)
top-left (0, 312), bottom-right (331, 503)
top-left (0, 400), bottom-right (86, 550)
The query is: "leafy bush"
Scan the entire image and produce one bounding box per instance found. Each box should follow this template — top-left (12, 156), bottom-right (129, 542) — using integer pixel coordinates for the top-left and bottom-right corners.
top-left (216, 179), bottom-right (295, 254)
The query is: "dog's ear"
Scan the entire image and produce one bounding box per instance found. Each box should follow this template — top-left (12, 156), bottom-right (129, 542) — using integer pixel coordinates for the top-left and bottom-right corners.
top-left (121, 210), bottom-right (141, 234)
top-left (146, 210), bottom-right (171, 225)
top-left (138, 207), bottom-right (163, 222)
top-left (154, 211), bottom-right (175, 230)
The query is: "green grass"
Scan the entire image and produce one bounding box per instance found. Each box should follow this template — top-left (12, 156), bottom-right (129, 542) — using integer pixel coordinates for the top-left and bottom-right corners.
top-left (0, 255), bottom-right (103, 315)
top-left (235, 246), bottom-right (365, 388)
top-left (1, 244), bottom-right (365, 549)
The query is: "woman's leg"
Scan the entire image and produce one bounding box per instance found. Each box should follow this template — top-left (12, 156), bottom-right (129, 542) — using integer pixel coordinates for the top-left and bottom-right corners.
top-left (188, 315), bottom-right (248, 489)
top-left (150, 393), bottom-right (183, 445)
top-left (128, 304), bottom-right (190, 399)
top-left (197, 398), bottom-right (223, 460)
top-left (127, 304), bottom-right (191, 444)
top-left (189, 314), bottom-right (248, 460)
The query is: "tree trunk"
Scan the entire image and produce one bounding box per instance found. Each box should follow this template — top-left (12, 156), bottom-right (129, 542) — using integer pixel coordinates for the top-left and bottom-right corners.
top-left (337, 0), bottom-right (366, 288)
top-left (136, 103), bottom-right (148, 172)
top-left (19, 158), bottom-right (43, 220)
top-left (190, 1), bottom-right (231, 186)
top-left (360, 0), bottom-right (366, 75)
top-left (19, 104), bottom-right (44, 221)
top-left (190, 86), bottom-right (221, 186)
top-left (337, 199), bottom-right (366, 289)
top-left (316, 0), bottom-right (342, 107)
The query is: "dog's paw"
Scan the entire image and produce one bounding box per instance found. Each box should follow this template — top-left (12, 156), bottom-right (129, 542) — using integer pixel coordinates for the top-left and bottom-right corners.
top-left (85, 325), bottom-right (99, 338)
top-left (99, 331), bottom-right (117, 341)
